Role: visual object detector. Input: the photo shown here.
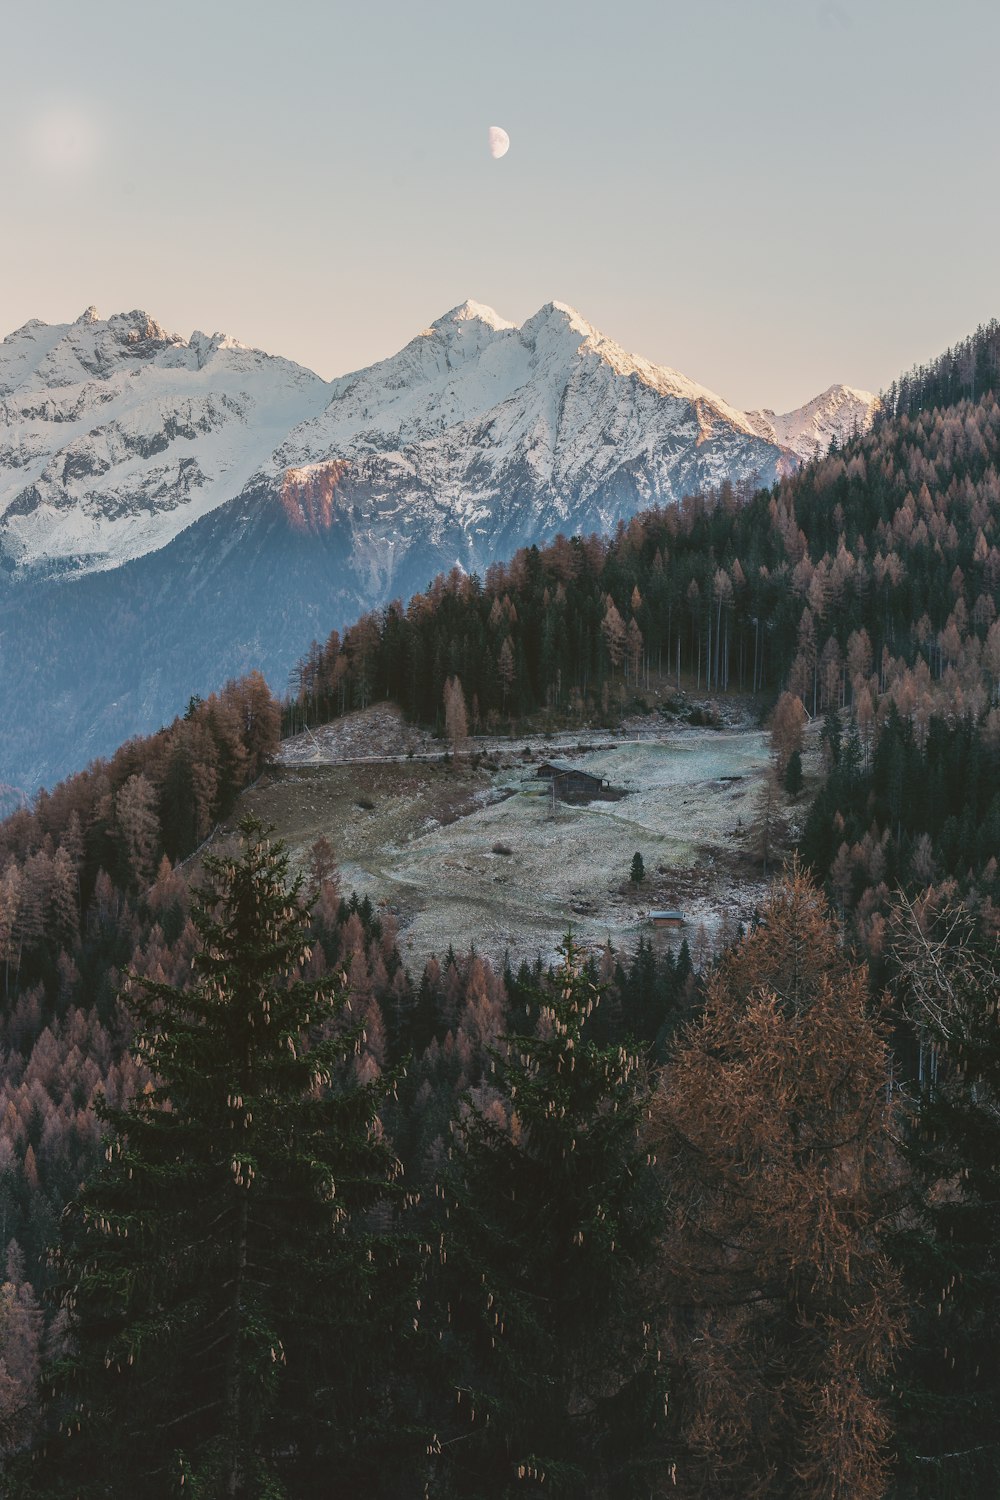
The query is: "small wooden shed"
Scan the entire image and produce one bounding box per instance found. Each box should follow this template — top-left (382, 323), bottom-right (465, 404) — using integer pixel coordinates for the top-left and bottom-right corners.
top-left (650, 909), bottom-right (686, 931)
top-left (534, 760), bottom-right (609, 803)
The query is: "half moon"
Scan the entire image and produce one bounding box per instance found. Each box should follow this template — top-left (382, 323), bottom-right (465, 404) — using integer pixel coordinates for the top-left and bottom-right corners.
top-left (488, 126), bottom-right (510, 160)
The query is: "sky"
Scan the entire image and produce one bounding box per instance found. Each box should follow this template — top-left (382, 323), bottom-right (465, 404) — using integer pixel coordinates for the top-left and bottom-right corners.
top-left (1, 0), bottom-right (998, 412)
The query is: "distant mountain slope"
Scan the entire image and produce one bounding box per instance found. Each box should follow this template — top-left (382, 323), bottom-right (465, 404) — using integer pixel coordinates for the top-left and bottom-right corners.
top-left (0, 301), bottom-right (874, 790)
top-left (745, 384), bottom-right (879, 461)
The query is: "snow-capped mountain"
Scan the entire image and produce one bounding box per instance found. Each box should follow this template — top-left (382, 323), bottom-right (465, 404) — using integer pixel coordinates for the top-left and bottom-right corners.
top-left (0, 306), bottom-right (329, 574)
top-left (746, 384), bottom-right (879, 462)
top-left (0, 299), bottom-right (874, 583)
top-left (0, 300), bottom-right (875, 791)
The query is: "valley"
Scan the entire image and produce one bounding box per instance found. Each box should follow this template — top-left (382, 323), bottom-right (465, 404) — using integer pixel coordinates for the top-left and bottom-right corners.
top-left (6, 301), bottom-right (1000, 1498)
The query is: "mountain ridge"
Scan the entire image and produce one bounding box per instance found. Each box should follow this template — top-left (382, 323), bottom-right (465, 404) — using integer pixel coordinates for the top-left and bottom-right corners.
top-left (0, 298), bottom-right (877, 791)
top-left (0, 300), bottom-right (875, 581)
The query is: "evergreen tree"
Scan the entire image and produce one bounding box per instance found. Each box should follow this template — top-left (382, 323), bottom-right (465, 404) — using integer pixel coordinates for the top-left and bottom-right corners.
top-left (27, 817), bottom-right (406, 1499)
top-left (784, 748), bottom-right (804, 799)
top-left (820, 707), bottom-right (843, 768)
top-left (888, 895), bottom-right (1000, 1498)
top-left (430, 938), bottom-right (668, 1498)
top-left (629, 852), bottom-right (645, 886)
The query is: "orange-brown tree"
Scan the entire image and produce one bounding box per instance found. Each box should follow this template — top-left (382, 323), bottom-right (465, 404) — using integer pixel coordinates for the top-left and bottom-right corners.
top-left (444, 675), bottom-right (469, 751)
top-left (770, 691), bottom-right (807, 777)
top-left (649, 869), bottom-right (905, 1500)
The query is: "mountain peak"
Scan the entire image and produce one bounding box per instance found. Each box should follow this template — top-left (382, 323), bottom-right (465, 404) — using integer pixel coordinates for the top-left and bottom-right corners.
top-left (746, 383), bottom-right (879, 462)
top-left (817, 382), bottom-right (878, 406)
top-left (105, 309), bottom-right (175, 345)
top-left (539, 300), bottom-right (592, 331)
top-left (431, 300), bottom-right (515, 334)
top-left (521, 301), bottom-right (595, 343)
top-left (0, 295), bottom-right (877, 596)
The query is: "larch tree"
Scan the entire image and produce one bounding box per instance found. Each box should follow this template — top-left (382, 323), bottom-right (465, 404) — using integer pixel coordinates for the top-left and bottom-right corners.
top-left (306, 833), bottom-right (338, 897)
top-left (601, 599), bottom-right (626, 679)
top-left (227, 671), bottom-right (282, 780)
top-left (115, 772), bottom-right (162, 888)
top-left (769, 691), bottom-right (807, 778)
top-left (626, 618), bottom-right (644, 686)
top-left (649, 868), bottom-right (905, 1500)
top-left (26, 817), bottom-right (408, 1500)
top-left (444, 676), bottom-right (469, 752)
top-left (498, 639), bottom-right (516, 712)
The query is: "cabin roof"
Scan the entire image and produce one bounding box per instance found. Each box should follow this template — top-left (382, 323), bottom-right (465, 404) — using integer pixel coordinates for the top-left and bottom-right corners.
top-left (536, 759), bottom-right (604, 780)
top-left (650, 910), bottom-right (686, 922)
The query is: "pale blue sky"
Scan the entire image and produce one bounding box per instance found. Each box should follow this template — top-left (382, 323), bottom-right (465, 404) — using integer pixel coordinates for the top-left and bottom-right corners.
top-left (1, 0), bottom-right (997, 410)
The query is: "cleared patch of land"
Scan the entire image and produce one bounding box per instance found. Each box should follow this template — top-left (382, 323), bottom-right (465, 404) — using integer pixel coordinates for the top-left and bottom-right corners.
top-left (228, 705), bottom-right (789, 970)
top-left (278, 703), bottom-right (437, 763)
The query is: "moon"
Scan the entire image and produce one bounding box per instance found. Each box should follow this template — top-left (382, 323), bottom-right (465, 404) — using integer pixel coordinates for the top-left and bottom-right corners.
top-left (488, 126), bottom-right (510, 160)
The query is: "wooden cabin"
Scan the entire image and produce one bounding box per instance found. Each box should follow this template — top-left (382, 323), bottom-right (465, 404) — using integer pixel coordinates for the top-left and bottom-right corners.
top-left (650, 909), bottom-right (686, 931)
top-left (534, 760), bottom-right (610, 803)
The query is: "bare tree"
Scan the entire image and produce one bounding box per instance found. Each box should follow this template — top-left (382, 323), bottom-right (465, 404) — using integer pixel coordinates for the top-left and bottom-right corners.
top-left (444, 675), bottom-right (469, 753)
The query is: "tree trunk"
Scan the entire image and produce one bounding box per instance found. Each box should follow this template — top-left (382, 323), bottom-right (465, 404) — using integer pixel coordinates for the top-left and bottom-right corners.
top-left (223, 1185), bottom-right (249, 1496)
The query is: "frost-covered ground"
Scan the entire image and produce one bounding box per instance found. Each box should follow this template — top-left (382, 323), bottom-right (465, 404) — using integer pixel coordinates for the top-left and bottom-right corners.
top-left (255, 711), bottom-right (780, 970)
top-left (373, 736), bottom-right (772, 967)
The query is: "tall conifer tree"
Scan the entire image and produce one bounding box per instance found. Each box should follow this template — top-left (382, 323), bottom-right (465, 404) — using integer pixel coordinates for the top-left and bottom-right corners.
top-left (650, 870), bottom-right (904, 1500)
top-left (430, 938), bottom-right (668, 1498)
top-left (28, 817), bottom-right (405, 1499)
top-left (889, 896), bottom-right (1000, 1498)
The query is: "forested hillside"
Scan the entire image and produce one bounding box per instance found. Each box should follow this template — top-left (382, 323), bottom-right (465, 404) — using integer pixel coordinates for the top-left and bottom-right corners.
top-left (2, 323), bottom-right (1000, 1494)
top-left (288, 381), bottom-right (1000, 756)
top-left (881, 319), bottom-right (1000, 422)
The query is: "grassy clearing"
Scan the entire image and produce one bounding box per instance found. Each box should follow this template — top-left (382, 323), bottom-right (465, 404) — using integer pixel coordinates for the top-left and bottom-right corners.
top-left (221, 716), bottom-right (788, 970)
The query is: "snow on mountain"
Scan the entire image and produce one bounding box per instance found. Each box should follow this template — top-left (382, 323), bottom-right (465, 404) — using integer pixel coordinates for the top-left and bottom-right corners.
top-left (270, 299), bottom-right (770, 488)
top-left (257, 300), bottom-right (878, 605)
top-left (0, 308), bottom-right (329, 573)
top-left (0, 300), bottom-right (878, 791)
top-left (745, 385), bottom-right (880, 463)
top-left (0, 300), bottom-right (876, 583)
